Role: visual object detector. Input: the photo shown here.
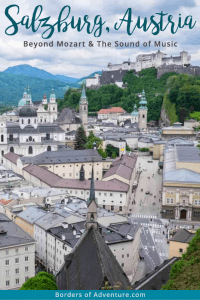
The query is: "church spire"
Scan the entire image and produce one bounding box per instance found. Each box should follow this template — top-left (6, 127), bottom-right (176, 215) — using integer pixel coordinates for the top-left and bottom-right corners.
top-left (88, 166), bottom-right (95, 206)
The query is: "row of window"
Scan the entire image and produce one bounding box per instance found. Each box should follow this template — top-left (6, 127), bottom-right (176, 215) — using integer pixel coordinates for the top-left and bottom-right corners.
top-left (193, 212), bottom-right (200, 217)
top-left (164, 210), bottom-right (174, 215)
top-left (102, 205), bottom-right (122, 211)
top-left (166, 198), bottom-right (174, 204)
top-left (5, 266), bottom-right (29, 276)
top-left (194, 200), bottom-right (200, 206)
top-left (5, 247), bottom-right (29, 255)
top-left (5, 256), bottom-right (29, 265)
top-left (5, 277), bottom-right (29, 287)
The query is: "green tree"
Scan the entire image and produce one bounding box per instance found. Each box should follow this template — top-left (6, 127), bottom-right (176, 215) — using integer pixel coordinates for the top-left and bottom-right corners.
top-left (74, 125), bottom-right (87, 150)
top-left (20, 272), bottom-right (58, 290)
top-left (106, 144), bottom-right (119, 158)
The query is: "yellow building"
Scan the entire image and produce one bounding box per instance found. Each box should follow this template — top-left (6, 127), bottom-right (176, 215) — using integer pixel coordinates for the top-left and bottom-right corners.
top-left (161, 122), bottom-right (196, 141)
top-left (169, 229), bottom-right (195, 259)
top-left (19, 149), bottom-right (112, 181)
top-left (162, 144), bottom-right (200, 221)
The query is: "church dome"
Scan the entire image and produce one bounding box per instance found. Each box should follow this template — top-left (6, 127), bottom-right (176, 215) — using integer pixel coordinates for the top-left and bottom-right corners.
top-left (19, 105), bottom-right (37, 117)
top-left (131, 104), bottom-right (138, 116)
top-left (18, 99), bottom-right (27, 107)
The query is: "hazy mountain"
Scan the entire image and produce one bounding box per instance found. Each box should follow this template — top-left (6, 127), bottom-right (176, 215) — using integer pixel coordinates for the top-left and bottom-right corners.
top-left (4, 64), bottom-right (79, 84)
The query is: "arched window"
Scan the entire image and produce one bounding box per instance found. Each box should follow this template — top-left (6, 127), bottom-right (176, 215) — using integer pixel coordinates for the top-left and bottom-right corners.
top-left (10, 147), bottom-right (14, 153)
top-left (34, 119), bottom-right (36, 124)
top-left (29, 136), bottom-right (32, 142)
top-left (22, 119), bottom-right (24, 124)
top-left (28, 119), bottom-right (30, 124)
top-left (9, 135), bottom-right (13, 141)
top-left (47, 146), bottom-right (51, 152)
top-left (28, 146), bottom-right (33, 154)
top-left (40, 119), bottom-right (42, 123)
top-left (1, 135), bottom-right (3, 142)
top-left (84, 106), bottom-right (86, 111)
top-left (143, 114), bottom-right (145, 118)
top-left (1, 150), bottom-right (4, 156)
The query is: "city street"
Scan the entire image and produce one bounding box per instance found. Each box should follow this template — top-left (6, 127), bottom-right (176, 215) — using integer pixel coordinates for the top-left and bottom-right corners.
top-left (129, 156), bottom-right (163, 217)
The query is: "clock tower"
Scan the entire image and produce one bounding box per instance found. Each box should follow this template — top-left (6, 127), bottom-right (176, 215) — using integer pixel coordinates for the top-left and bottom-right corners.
top-left (79, 86), bottom-right (88, 133)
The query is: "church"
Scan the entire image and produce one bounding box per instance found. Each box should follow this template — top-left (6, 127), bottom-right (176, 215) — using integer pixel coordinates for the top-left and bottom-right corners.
top-left (0, 90), bottom-right (65, 163)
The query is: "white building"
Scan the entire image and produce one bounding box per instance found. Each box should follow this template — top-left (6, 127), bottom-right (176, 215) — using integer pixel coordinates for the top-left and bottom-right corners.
top-left (0, 213), bottom-right (35, 290)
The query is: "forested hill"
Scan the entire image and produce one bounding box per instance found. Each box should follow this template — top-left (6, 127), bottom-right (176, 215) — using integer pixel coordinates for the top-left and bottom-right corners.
top-left (0, 73), bottom-right (68, 106)
top-left (58, 68), bottom-right (200, 123)
top-left (57, 68), bottom-right (178, 122)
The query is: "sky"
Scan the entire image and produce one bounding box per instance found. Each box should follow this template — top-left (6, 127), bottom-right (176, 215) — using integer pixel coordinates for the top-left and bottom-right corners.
top-left (0, 0), bottom-right (200, 78)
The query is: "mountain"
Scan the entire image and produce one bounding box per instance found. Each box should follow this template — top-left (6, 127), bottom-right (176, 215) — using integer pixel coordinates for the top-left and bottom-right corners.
top-left (4, 64), bottom-right (79, 84)
top-left (0, 72), bottom-right (69, 107)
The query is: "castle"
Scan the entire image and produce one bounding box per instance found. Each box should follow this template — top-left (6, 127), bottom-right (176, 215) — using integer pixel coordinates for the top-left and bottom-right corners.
top-left (86, 51), bottom-right (191, 89)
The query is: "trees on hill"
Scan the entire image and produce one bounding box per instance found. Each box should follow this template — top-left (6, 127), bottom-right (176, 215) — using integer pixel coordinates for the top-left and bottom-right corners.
top-left (20, 272), bottom-right (58, 290)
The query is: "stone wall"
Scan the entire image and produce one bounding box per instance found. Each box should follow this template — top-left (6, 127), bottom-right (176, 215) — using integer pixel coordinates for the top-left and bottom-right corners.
top-left (157, 65), bottom-right (200, 79)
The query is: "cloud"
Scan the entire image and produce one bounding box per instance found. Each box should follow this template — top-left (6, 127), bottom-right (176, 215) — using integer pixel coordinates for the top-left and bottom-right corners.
top-left (0, 0), bottom-right (199, 77)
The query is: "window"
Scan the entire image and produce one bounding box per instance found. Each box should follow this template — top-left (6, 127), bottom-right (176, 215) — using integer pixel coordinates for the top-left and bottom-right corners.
top-left (25, 246), bottom-right (28, 252)
top-left (29, 136), bottom-right (32, 142)
top-left (22, 119), bottom-right (24, 124)
top-left (15, 249), bottom-right (18, 253)
top-left (28, 119), bottom-right (30, 124)
top-left (111, 205), bottom-right (114, 211)
top-left (15, 258), bottom-right (19, 264)
top-left (69, 173), bottom-right (72, 176)
top-left (35, 119), bottom-right (36, 124)
top-left (179, 249), bottom-right (183, 253)
top-left (76, 172), bottom-right (78, 176)
top-left (5, 260), bottom-right (9, 266)
top-left (120, 194), bottom-right (122, 197)
top-left (122, 254), bottom-right (124, 258)
top-left (10, 147), bottom-right (14, 153)
top-left (25, 256), bottom-right (28, 262)
top-left (110, 193), bottom-right (113, 196)
top-left (25, 266), bottom-right (29, 272)
top-left (5, 270), bottom-right (10, 276)
top-left (127, 254), bottom-right (129, 257)
top-left (99, 192), bottom-right (101, 196)
top-left (81, 191), bottom-right (83, 194)
top-left (1, 134), bottom-right (4, 142)
top-left (63, 173), bottom-right (65, 177)
top-left (15, 268), bottom-right (19, 274)
top-left (103, 205), bottom-right (105, 209)
top-left (28, 146), bottom-right (33, 155)
top-left (104, 193), bottom-right (107, 196)
top-left (15, 278), bottom-right (20, 285)
top-left (5, 250), bottom-right (9, 255)
top-left (119, 206), bottom-right (122, 212)
top-left (6, 280), bottom-right (10, 287)
top-left (121, 263), bottom-right (124, 267)
top-left (25, 276), bottom-right (29, 282)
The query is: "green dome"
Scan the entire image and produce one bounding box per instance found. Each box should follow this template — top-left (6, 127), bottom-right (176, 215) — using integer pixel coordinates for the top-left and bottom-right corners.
top-left (139, 89), bottom-right (147, 109)
top-left (18, 99), bottom-right (27, 107)
top-left (131, 104), bottom-right (138, 116)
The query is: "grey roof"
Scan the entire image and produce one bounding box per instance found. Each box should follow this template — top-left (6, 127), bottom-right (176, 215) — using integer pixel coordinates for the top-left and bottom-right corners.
top-left (0, 213), bottom-right (35, 248)
top-left (100, 69), bottom-right (128, 85)
top-left (170, 229), bottom-right (195, 243)
top-left (56, 227), bottom-right (131, 290)
top-left (133, 257), bottom-right (179, 290)
top-left (35, 210), bottom-right (72, 230)
top-left (33, 101), bottom-right (42, 106)
top-left (164, 168), bottom-right (200, 183)
top-left (21, 149), bottom-right (103, 165)
top-left (20, 125), bottom-right (40, 134)
top-left (176, 145), bottom-right (200, 163)
top-left (6, 122), bottom-right (64, 134)
top-left (57, 108), bottom-right (81, 124)
top-left (17, 207), bottom-right (47, 225)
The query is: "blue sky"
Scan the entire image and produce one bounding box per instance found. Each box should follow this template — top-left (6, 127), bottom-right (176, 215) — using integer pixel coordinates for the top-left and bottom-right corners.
top-left (0, 0), bottom-right (199, 78)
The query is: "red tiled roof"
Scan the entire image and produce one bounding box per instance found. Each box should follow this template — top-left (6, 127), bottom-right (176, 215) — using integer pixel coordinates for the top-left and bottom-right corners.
top-left (3, 152), bottom-right (20, 165)
top-left (0, 199), bottom-right (13, 206)
top-left (98, 107), bottom-right (125, 114)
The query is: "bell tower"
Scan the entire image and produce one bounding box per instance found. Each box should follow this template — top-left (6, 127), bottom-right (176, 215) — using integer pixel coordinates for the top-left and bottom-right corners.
top-left (86, 167), bottom-right (98, 230)
top-left (79, 86), bottom-right (88, 133)
top-left (138, 89), bottom-right (148, 130)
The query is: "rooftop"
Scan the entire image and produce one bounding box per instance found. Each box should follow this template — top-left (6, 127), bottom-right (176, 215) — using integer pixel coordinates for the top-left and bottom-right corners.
top-left (0, 213), bottom-right (35, 248)
top-left (170, 229), bottom-right (195, 243)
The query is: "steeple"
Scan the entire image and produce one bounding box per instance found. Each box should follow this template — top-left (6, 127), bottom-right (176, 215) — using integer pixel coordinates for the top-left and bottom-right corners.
top-left (86, 166), bottom-right (98, 230)
top-left (139, 89), bottom-right (147, 109)
top-left (88, 166), bottom-right (95, 206)
top-left (79, 84), bottom-right (88, 133)
top-left (80, 85), bottom-right (88, 104)
top-left (79, 164), bottom-right (85, 181)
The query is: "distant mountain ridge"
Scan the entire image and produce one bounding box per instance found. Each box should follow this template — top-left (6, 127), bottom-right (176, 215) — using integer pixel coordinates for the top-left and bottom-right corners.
top-left (4, 64), bottom-right (79, 84)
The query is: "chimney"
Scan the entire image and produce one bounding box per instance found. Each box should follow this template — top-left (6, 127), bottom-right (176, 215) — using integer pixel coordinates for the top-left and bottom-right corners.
top-left (62, 234), bottom-right (65, 241)
top-left (62, 222), bottom-right (68, 229)
top-left (73, 229), bottom-right (77, 236)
